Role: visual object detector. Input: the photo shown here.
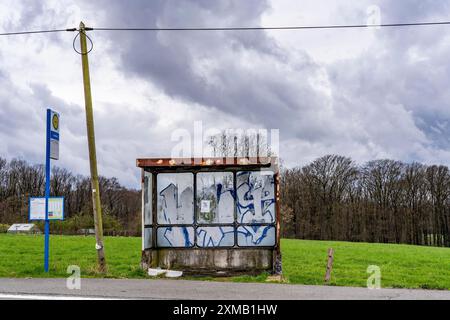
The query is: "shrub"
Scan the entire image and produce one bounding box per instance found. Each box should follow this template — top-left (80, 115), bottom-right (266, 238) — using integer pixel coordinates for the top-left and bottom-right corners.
top-left (0, 224), bottom-right (10, 233)
top-left (50, 213), bottom-right (124, 235)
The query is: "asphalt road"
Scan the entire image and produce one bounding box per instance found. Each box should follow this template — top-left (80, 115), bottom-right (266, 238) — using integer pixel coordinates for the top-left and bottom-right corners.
top-left (0, 278), bottom-right (449, 300)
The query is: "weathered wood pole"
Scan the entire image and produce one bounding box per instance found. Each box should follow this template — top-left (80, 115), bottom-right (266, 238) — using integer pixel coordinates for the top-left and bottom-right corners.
top-left (79, 21), bottom-right (107, 273)
top-left (324, 248), bottom-right (334, 283)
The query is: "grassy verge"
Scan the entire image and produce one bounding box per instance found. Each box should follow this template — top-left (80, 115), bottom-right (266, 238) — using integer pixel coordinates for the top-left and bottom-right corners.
top-left (280, 239), bottom-right (450, 290)
top-left (0, 234), bottom-right (145, 279)
top-left (0, 234), bottom-right (449, 289)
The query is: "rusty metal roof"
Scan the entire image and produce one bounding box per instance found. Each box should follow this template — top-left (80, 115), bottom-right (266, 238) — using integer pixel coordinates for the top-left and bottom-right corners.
top-left (136, 157), bottom-right (278, 168)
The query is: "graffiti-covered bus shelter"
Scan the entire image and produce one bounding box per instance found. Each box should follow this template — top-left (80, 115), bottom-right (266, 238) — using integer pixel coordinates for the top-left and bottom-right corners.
top-left (137, 157), bottom-right (282, 275)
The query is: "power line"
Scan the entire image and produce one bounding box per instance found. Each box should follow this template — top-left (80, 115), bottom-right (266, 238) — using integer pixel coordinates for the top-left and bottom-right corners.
top-left (1, 20), bottom-right (450, 37)
top-left (93, 21), bottom-right (450, 31)
top-left (0, 28), bottom-right (76, 36)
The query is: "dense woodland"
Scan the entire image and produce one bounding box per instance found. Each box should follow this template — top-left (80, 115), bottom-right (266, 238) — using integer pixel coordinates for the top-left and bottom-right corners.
top-left (0, 153), bottom-right (449, 247)
top-left (0, 157), bottom-right (141, 235)
top-left (281, 155), bottom-right (450, 247)
top-left (208, 132), bottom-right (449, 247)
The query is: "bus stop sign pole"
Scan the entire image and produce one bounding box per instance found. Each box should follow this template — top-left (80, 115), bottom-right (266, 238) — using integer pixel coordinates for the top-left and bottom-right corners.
top-left (44, 109), bottom-right (51, 272)
top-left (44, 108), bottom-right (60, 272)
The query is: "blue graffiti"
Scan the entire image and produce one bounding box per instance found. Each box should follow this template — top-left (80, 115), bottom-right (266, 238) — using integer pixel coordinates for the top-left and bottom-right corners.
top-left (236, 172), bottom-right (275, 224)
top-left (157, 173), bottom-right (194, 224)
top-left (182, 227), bottom-right (192, 247)
top-left (150, 172), bottom-right (276, 248)
top-left (158, 226), bottom-right (194, 248)
top-left (197, 172), bottom-right (235, 223)
top-left (197, 227), bottom-right (234, 247)
top-left (237, 225), bottom-right (275, 246)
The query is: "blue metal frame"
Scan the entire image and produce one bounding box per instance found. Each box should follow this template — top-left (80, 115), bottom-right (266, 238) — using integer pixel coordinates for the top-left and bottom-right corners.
top-left (28, 196), bottom-right (65, 221)
top-left (28, 197), bottom-right (32, 222)
top-left (44, 109), bottom-right (51, 272)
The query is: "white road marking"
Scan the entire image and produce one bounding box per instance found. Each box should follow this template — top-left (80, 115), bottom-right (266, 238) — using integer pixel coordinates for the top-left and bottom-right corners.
top-left (0, 293), bottom-right (124, 300)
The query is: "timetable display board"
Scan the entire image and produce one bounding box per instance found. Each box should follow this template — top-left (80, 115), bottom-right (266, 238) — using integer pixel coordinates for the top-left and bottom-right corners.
top-left (29, 197), bottom-right (65, 221)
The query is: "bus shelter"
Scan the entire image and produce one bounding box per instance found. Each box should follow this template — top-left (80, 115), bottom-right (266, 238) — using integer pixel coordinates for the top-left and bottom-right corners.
top-left (137, 157), bottom-right (282, 275)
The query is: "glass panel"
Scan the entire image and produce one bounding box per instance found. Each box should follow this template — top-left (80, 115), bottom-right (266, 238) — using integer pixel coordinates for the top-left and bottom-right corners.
top-left (196, 172), bottom-right (234, 224)
top-left (237, 225), bottom-right (276, 247)
top-left (143, 171), bottom-right (152, 225)
top-left (196, 226), bottom-right (235, 247)
top-left (157, 173), bottom-right (194, 224)
top-left (143, 228), bottom-right (152, 249)
top-left (236, 171), bottom-right (275, 224)
top-left (157, 227), bottom-right (194, 248)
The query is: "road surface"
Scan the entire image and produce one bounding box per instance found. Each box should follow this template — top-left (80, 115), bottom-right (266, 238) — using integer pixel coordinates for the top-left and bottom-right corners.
top-left (0, 278), bottom-right (449, 300)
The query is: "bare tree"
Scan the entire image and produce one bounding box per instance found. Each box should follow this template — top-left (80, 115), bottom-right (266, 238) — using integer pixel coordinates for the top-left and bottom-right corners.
top-left (207, 129), bottom-right (273, 159)
top-left (425, 165), bottom-right (450, 246)
top-left (1, 154), bottom-right (449, 245)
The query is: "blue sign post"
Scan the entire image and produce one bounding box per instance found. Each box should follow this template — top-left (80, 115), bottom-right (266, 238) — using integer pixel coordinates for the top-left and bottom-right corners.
top-left (44, 108), bottom-right (60, 272)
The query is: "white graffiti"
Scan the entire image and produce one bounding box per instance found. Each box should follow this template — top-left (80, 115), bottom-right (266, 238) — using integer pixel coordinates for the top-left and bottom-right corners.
top-left (237, 225), bottom-right (275, 246)
top-left (197, 226), bottom-right (235, 247)
top-left (157, 227), bottom-right (194, 247)
top-left (236, 171), bottom-right (275, 224)
top-left (197, 172), bottom-right (235, 223)
top-left (158, 173), bottom-right (194, 224)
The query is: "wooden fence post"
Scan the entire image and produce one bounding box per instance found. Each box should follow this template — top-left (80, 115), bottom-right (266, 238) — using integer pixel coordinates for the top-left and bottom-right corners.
top-left (324, 248), bottom-right (334, 283)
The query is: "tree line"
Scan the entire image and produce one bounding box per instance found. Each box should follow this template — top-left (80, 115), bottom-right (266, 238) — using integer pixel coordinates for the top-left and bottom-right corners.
top-left (207, 131), bottom-right (449, 248)
top-left (280, 155), bottom-right (450, 247)
top-left (0, 157), bottom-right (141, 235)
top-left (1, 153), bottom-right (449, 247)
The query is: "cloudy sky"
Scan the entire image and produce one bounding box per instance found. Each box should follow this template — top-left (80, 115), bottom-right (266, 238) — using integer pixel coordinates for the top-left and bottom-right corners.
top-left (1, 0), bottom-right (450, 187)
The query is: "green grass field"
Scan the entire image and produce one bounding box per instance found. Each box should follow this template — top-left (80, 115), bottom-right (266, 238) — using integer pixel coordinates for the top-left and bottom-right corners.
top-left (0, 234), bottom-right (449, 290)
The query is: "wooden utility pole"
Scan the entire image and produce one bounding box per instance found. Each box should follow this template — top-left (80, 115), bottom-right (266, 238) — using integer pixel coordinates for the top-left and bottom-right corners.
top-left (79, 21), bottom-right (107, 272)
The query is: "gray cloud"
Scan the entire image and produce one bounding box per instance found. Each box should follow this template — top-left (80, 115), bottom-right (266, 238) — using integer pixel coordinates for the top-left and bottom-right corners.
top-left (83, 0), bottom-right (344, 143)
top-left (1, 0), bottom-right (450, 186)
top-left (325, 0), bottom-right (450, 162)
